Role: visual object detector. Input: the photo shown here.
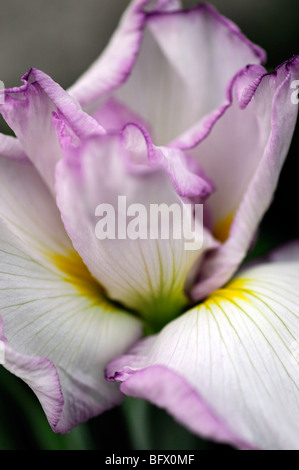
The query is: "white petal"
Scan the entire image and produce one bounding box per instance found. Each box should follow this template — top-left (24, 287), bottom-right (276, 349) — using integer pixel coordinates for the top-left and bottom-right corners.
top-left (56, 131), bottom-right (216, 329)
top-left (108, 251), bottom-right (299, 449)
top-left (0, 155), bottom-right (142, 432)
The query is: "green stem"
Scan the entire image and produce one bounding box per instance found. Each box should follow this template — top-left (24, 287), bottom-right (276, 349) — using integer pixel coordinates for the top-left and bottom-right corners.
top-left (121, 397), bottom-right (153, 450)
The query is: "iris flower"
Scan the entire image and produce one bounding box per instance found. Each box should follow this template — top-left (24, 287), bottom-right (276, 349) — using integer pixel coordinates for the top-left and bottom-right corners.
top-left (0, 0), bottom-right (298, 450)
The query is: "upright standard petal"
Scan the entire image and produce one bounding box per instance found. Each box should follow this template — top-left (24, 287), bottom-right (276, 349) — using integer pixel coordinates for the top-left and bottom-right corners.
top-left (191, 56), bottom-right (299, 300)
top-left (69, 3), bottom-right (264, 145)
top-left (68, 0), bottom-right (182, 110)
top-left (107, 247), bottom-right (299, 450)
top-left (56, 129), bottom-right (216, 330)
top-left (0, 69), bottom-right (104, 194)
top-left (0, 152), bottom-right (142, 432)
top-left (114, 4), bottom-right (265, 146)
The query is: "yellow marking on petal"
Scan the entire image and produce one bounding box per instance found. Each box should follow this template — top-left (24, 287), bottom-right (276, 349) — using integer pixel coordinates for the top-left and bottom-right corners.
top-left (213, 213), bottom-right (234, 243)
top-left (206, 278), bottom-right (252, 306)
top-left (49, 251), bottom-right (104, 301)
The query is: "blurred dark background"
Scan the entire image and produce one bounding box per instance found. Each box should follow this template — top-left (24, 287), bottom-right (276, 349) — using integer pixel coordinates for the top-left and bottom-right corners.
top-left (0, 0), bottom-right (298, 450)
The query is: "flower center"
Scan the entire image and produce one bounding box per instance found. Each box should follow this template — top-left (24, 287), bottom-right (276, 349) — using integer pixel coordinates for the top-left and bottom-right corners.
top-left (46, 250), bottom-right (191, 332)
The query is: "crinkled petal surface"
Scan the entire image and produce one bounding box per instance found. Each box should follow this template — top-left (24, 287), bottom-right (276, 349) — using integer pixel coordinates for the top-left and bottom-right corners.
top-left (122, 123), bottom-right (214, 199)
top-left (0, 68), bottom-right (104, 194)
top-left (0, 150), bottom-right (142, 432)
top-left (191, 56), bottom-right (299, 300)
top-left (107, 245), bottom-right (299, 450)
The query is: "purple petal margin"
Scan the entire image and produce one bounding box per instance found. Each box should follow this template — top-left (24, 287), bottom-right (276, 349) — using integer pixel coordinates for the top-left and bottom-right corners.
top-left (107, 364), bottom-right (256, 450)
top-left (69, 1), bottom-right (265, 116)
top-left (191, 55), bottom-right (299, 301)
top-left (0, 316), bottom-right (64, 432)
top-left (165, 3), bottom-right (266, 150)
top-left (122, 123), bottom-right (214, 199)
top-left (68, 0), bottom-right (181, 109)
top-left (4, 68), bottom-right (104, 138)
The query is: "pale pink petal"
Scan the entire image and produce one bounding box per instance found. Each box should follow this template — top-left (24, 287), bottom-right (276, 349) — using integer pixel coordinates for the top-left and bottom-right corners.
top-left (68, 0), bottom-right (181, 110)
top-left (191, 56), bottom-right (299, 300)
top-left (69, 3), bottom-right (264, 148)
top-left (92, 97), bottom-right (151, 134)
top-left (122, 123), bottom-right (214, 199)
top-left (116, 365), bottom-right (254, 449)
top-left (0, 317), bottom-right (63, 431)
top-left (0, 133), bottom-right (26, 160)
top-left (114, 4), bottom-right (265, 146)
top-left (0, 68), bottom-right (104, 194)
top-left (107, 249), bottom-right (299, 449)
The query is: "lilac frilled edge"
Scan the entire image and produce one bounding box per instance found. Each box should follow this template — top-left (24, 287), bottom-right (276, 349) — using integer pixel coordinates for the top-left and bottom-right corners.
top-left (143, 3), bottom-right (266, 151)
top-left (121, 123), bottom-right (215, 199)
top-left (3, 68), bottom-right (104, 138)
top-left (160, 4), bottom-right (265, 150)
top-left (68, 2), bottom-right (266, 113)
top-left (67, 0), bottom-right (181, 108)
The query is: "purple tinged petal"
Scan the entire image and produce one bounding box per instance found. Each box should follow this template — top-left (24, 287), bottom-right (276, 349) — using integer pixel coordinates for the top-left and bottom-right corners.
top-left (234, 64), bottom-right (268, 109)
top-left (191, 55), bottom-right (299, 301)
top-left (111, 365), bottom-right (255, 449)
top-left (138, 3), bottom-right (265, 146)
top-left (0, 133), bottom-right (26, 160)
top-left (68, 0), bottom-right (181, 109)
top-left (0, 68), bottom-right (104, 194)
top-left (122, 123), bottom-right (214, 199)
top-left (0, 316), bottom-right (64, 432)
top-left (170, 64), bottom-right (267, 151)
top-left (92, 97), bottom-right (152, 134)
top-left (69, 2), bottom-right (265, 151)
